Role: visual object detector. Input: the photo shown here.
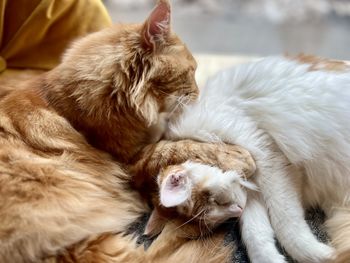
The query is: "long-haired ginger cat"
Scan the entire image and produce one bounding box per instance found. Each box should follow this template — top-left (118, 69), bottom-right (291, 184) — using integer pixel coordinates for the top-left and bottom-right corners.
top-left (0, 0), bottom-right (208, 261)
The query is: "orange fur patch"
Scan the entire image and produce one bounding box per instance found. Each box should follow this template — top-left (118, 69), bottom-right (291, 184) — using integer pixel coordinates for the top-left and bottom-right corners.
top-left (289, 54), bottom-right (349, 72)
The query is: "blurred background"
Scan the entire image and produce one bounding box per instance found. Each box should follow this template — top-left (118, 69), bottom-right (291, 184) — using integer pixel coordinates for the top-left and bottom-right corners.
top-left (104, 0), bottom-right (350, 60)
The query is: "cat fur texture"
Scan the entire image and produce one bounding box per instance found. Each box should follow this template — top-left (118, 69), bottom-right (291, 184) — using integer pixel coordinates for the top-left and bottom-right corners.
top-left (167, 55), bottom-right (350, 263)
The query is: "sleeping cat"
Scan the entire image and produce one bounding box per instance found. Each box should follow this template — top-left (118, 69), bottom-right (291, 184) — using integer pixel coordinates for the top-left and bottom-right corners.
top-left (129, 139), bottom-right (257, 237)
top-left (164, 55), bottom-right (350, 263)
top-left (0, 0), bottom-right (204, 261)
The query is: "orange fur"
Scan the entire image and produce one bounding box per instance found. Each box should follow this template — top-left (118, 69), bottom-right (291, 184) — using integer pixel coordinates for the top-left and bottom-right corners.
top-left (0, 0), bottom-right (246, 261)
top-left (39, 5), bottom-right (198, 162)
top-left (289, 54), bottom-right (349, 72)
top-left (327, 208), bottom-right (350, 262)
top-left (0, 0), bottom-right (201, 261)
top-left (49, 220), bottom-right (233, 263)
top-left (0, 88), bottom-right (146, 262)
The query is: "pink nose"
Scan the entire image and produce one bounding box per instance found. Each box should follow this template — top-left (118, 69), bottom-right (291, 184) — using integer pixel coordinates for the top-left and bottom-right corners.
top-left (229, 204), bottom-right (243, 217)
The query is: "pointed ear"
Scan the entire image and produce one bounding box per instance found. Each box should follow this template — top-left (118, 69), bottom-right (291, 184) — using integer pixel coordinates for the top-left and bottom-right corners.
top-left (160, 168), bottom-right (191, 207)
top-left (144, 208), bottom-right (167, 237)
top-left (141, 0), bottom-right (171, 50)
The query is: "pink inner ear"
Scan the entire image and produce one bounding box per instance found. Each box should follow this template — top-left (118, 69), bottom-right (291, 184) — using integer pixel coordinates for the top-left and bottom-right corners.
top-left (148, 2), bottom-right (170, 37)
top-left (143, 0), bottom-right (171, 48)
top-left (160, 170), bottom-right (191, 207)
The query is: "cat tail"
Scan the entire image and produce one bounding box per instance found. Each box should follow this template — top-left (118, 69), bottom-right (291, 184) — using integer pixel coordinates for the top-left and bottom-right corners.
top-left (49, 221), bottom-right (233, 263)
top-left (327, 207), bottom-right (350, 263)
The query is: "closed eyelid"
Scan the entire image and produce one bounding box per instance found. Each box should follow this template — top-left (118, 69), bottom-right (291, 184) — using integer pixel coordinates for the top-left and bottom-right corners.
top-left (214, 200), bottom-right (231, 206)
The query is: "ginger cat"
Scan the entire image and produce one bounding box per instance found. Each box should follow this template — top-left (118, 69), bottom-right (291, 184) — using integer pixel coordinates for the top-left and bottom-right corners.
top-left (0, 0), bottom-right (194, 261)
top-left (0, 0), bottom-right (254, 262)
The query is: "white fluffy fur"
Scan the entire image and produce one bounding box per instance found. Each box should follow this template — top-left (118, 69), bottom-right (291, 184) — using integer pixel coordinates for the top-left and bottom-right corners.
top-left (167, 56), bottom-right (350, 262)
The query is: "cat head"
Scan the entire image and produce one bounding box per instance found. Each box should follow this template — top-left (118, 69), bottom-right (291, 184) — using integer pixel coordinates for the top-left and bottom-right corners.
top-left (54, 0), bottom-right (198, 126)
top-left (145, 161), bottom-right (257, 236)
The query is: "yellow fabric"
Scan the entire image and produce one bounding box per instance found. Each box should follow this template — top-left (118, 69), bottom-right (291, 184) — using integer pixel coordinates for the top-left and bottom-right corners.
top-left (0, 0), bottom-right (112, 72)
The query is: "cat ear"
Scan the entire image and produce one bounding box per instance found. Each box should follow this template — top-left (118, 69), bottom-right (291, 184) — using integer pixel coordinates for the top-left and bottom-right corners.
top-left (144, 208), bottom-right (167, 237)
top-left (141, 0), bottom-right (171, 50)
top-left (160, 169), bottom-right (191, 207)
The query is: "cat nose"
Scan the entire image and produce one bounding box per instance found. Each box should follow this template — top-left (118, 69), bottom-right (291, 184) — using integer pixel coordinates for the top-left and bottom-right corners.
top-left (229, 204), bottom-right (243, 217)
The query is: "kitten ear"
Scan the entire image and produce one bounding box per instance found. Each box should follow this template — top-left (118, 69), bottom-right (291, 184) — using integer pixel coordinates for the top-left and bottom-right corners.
top-left (144, 208), bottom-right (167, 237)
top-left (141, 0), bottom-right (171, 50)
top-left (160, 169), bottom-right (191, 207)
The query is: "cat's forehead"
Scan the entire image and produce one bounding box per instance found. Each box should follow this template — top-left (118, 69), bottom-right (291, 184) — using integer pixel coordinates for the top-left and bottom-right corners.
top-left (162, 36), bottom-right (196, 66)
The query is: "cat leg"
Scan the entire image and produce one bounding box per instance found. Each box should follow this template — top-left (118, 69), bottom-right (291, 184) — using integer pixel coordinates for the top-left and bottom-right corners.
top-left (241, 191), bottom-right (287, 263)
top-left (257, 161), bottom-right (335, 263)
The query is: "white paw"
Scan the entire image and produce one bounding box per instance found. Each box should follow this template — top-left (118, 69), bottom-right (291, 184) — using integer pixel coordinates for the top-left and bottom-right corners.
top-left (288, 238), bottom-right (335, 263)
top-left (304, 242), bottom-right (336, 263)
top-left (315, 243), bottom-right (336, 263)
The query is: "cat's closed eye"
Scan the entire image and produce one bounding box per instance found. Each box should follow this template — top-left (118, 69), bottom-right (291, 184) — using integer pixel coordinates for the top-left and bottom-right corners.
top-left (213, 199), bottom-right (231, 206)
top-left (209, 195), bottom-right (231, 206)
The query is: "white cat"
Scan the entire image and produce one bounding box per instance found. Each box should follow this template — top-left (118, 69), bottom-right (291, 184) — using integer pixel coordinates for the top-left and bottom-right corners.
top-left (166, 55), bottom-right (350, 263)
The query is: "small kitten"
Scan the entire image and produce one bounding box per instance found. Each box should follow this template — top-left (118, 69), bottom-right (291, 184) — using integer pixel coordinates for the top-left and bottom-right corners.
top-left (148, 161), bottom-right (257, 232)
top-left (167, 55), bottom-right (350, 263)
top-left (128, 139), bottom-right (257, 237)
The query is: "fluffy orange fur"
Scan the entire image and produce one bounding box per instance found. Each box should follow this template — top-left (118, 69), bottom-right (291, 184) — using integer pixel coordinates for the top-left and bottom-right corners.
top-left (0, 1), bottom-right (244, 262)
top-left (0, 87), bottom-right (146, 262)
top-left (49, 221), bottom-right (233, 263)
top-left (39, 2), bottom-right (198, 162)
top-left (289, 54), bottom-right (349, 72)
top-left (0, 0), bottom-right (198, 261)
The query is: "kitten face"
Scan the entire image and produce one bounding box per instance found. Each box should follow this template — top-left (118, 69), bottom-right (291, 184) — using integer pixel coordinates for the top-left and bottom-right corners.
top-left (158, 161), bottom-right (256, 228)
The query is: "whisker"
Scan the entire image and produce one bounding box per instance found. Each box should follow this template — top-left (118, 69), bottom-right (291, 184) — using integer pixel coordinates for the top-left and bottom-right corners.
top-left (173, 209), bottom-right (205, 231)
top-left (167, 95), bottom-right (186, 118)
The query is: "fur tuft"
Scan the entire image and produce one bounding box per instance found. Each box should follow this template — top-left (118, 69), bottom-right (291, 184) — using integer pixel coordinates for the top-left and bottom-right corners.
top-left (327, 207), bottom-right (350, 263)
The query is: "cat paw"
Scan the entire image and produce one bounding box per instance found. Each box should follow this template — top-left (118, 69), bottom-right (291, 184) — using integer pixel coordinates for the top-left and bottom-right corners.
top-left (316, 243), bottom-right (336, 263)
top-left (303, 242), bottom-right (336, 263)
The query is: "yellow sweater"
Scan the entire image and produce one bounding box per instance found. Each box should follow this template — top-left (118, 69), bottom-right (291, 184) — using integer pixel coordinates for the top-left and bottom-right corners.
top-left (0, 0), bottom-right (112, 73)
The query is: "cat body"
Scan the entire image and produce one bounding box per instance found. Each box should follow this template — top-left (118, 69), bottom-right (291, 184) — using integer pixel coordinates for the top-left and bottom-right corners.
top-left (0, 0), bottom-right (208, 261)
top-left (167, 55), bottom-right (350, 263)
